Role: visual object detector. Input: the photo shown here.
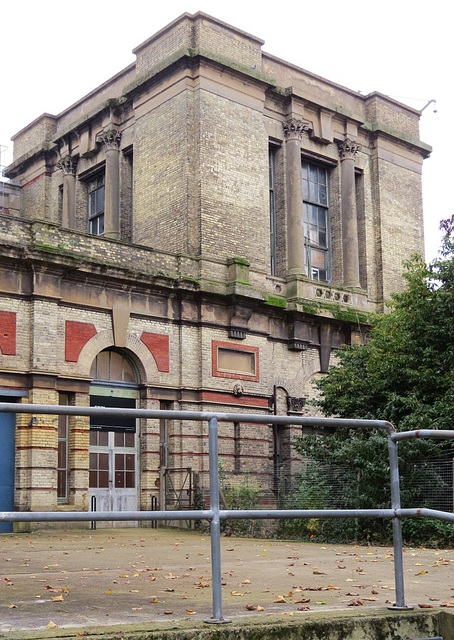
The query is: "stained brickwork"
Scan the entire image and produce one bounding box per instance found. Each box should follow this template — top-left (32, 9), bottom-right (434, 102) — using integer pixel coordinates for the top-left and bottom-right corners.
top-left (0, 12), bottom-right (430, 525)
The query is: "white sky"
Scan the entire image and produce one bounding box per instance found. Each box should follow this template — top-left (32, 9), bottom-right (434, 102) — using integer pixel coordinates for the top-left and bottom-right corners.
top-left (0, 0), bottom-right (449, 262)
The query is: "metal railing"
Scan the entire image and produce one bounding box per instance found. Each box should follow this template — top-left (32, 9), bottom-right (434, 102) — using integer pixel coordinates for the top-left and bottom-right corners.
top-left (1, 402), bottom-right (454, 623)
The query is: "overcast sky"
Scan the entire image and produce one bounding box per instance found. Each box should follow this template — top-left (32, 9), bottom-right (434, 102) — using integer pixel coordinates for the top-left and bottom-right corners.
top-left (0, 0), bottom-right (449, 262)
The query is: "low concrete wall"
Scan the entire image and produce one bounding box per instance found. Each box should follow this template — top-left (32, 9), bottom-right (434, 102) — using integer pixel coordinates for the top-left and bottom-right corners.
top-left (20, 611), bottom-right (452, 640)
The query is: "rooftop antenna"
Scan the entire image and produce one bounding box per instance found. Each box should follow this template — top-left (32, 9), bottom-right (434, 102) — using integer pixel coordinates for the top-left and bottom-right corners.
top-left (420, 99), bottom-right (437, 113)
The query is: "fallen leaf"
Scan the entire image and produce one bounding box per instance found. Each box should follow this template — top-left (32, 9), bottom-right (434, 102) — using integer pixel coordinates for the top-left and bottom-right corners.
top-left (418, 603), bottom-right (434, 608)
top-left (8, 603), bottom-right (17, 609)
top-left (347, 598), bottom-right (364, 606)
top-left (106, 589), bottom-right (113, 595)
top-left (46, 621), bottom-right (58, 629)
top-left (151, 597), bottom-right (158, 603)
top-left (231, 591), bottom-right (244, 597)
top-left (51, 595), bottom-right (64, 602)
top-left (164, 610), bottom-right (173, 615)
top-left (257, 605), bottom-right (265, 611)
top-left (297, 605), bottom-right (310, 611)
top-left (313, 570), bottom-right (326, 575)
top-left (441, 601), bottom-right (454, 608)
top-left (186, 609), bottom-right (196, 615)
top-left (274, 595), bottom-right (286, 603)
top-left (246, 603), bottom-right (256, 610)
top-left (131, 607), bottom-right (143, 611)
top-left (315, 601), bottom-right (327, 605)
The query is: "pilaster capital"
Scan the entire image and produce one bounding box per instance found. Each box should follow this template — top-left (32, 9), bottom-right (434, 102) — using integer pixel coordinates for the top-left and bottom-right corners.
top-left (56, 155), bottom-right (78, 175)
top-left (96, 128), bottom-right (122, 151)
top-left (283, 118), bottom-right (311, 141)
top-left (287, 396), bottom-right (306, 413)
top-left (338, 138), bottom-right (361, 160)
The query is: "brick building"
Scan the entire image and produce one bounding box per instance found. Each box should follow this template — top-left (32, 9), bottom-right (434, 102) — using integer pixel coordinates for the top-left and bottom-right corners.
top-left (0, 12), bottom-right (430, 529)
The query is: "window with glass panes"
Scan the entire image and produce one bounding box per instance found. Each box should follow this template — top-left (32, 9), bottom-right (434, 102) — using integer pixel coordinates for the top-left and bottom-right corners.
top-left (58, 393), bottom-right (69, 502)
top-left (87, 174), bottom-right (105, 235)
top-left (269, 146), bottom-right (277, 276)
top-left (301, 161), bottom-right (330, 282)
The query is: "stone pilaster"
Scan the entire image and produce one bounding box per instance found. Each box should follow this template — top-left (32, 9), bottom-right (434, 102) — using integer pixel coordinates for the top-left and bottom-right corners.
top-left (338, 138), bottom-right (361, 288)
top-left (97, 128), bottom-right (122, 240)
top-left (283, 118), bottom-right (311, 274)
top-left (56, 155), bottom-right (78, 229)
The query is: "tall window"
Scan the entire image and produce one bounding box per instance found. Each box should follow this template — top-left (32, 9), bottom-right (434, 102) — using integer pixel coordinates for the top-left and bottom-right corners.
top-left (87, 174), bottom-right (105, 235)
top-left (302, 161), bottom-right (330, 282)
top-left (159, 401), bottom-right (169, 468)
top-left (269, 146), bottom-right (277, 276)
top-left (58, 393), bottom-right (69, 502)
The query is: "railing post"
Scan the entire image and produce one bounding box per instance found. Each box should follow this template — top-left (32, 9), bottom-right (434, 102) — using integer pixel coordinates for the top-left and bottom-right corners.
top-left (90, 495), bottom-right (97, 531)
top-left (387, 435), bottom-right (412, 610)
top-left (204, 416), bottom-right (230, 624)
top-left (151, 495), bottom-right (158, 529)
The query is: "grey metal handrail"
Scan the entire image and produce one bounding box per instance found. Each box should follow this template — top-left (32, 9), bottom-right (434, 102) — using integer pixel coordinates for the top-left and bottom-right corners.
top-left (0, 402), bottom-right (452, 622)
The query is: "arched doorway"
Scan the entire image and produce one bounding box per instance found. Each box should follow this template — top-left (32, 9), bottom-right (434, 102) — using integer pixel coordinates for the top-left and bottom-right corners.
top-left (89, 349), bottom-right (140, 525)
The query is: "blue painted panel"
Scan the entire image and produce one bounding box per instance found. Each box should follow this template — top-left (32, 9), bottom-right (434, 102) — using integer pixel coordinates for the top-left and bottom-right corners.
top-left (0, 412), bottom-right (15, 533)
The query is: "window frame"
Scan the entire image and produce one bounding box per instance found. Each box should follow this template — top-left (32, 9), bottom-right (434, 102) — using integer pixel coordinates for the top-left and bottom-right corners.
top-left (301, 160), bottom-right (331, 283)
top-left (57, 393), bottom-right (70, 503)
top-left (269, 145), bottom-right (277, 276)
top-left (87, 172), bottom-right (105, 235)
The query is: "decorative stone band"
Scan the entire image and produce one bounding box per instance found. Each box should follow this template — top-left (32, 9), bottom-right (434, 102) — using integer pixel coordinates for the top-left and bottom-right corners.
top-left (96, 128), bottom-right (122, 150)
top-left (56, 155), bottom-right (78, 175)
top-left (283, 117), bottom-right (311, 141)
top-left (338, 138), bottom-right (361, 160)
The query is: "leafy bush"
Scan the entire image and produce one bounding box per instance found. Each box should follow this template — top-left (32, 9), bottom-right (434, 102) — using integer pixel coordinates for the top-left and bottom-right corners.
top-left (219, 460), bottom-right (262, 537)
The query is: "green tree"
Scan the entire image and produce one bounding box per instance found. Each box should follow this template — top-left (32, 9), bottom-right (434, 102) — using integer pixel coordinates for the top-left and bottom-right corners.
top-left (292, 220), bottom-right (454, 545)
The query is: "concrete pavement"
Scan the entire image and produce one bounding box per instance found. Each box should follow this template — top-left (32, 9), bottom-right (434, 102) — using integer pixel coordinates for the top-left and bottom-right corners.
top-left (1, 527), bottom-right (453, 635)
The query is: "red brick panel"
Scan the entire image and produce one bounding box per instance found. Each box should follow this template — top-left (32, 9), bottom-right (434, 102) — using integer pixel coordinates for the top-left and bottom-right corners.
top-left (0, 310), bottom-right (16, 355)
top-left (140, 332), bottom-right (169, 372)
top-left (65, 320), bottom-right (97, 362)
